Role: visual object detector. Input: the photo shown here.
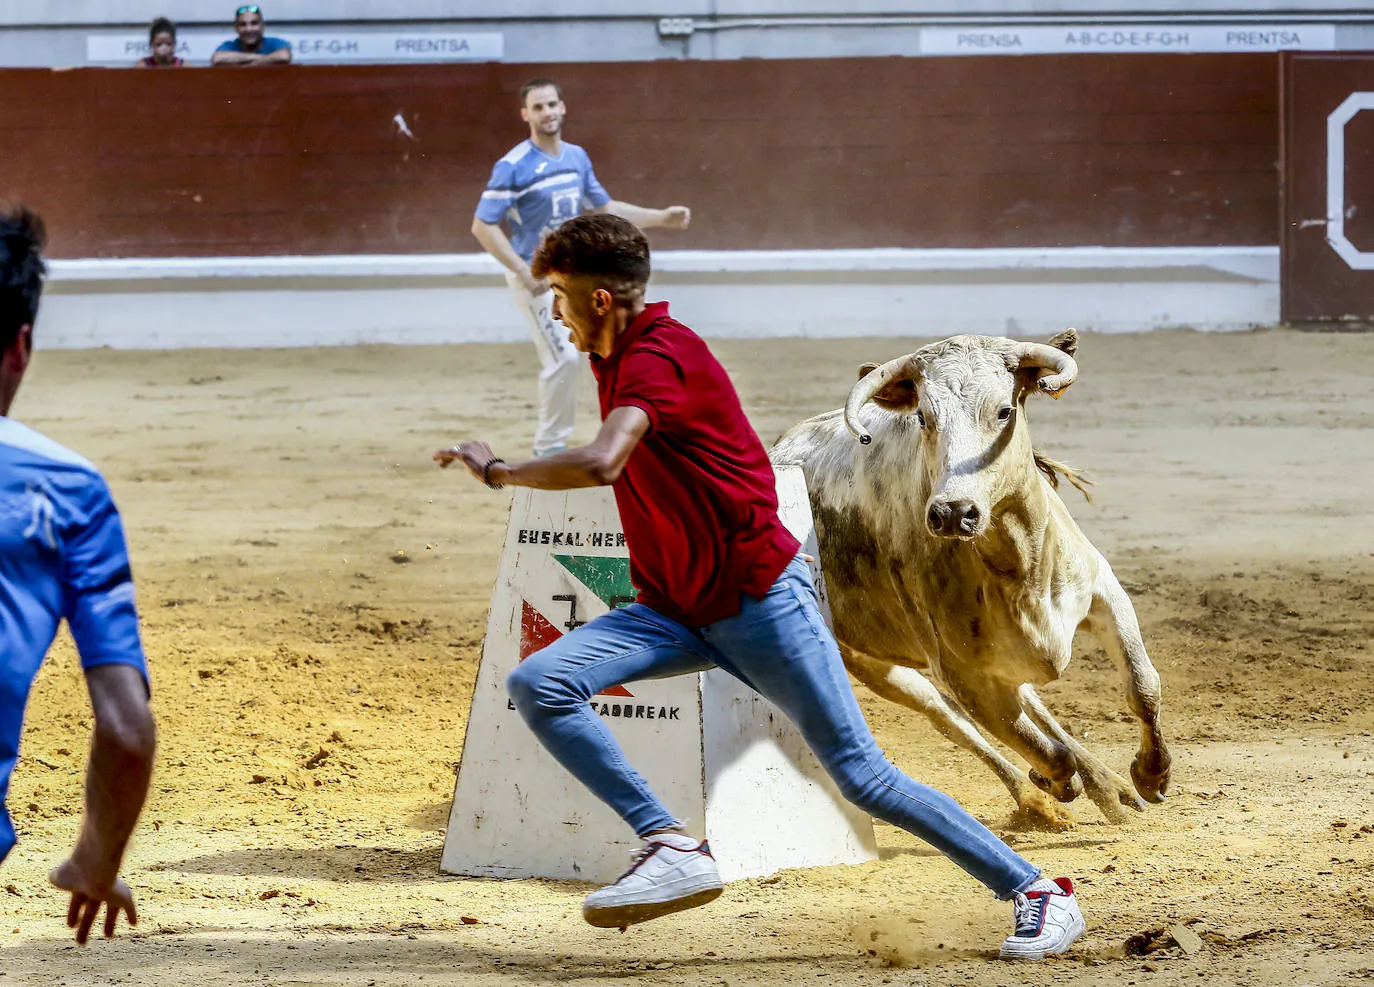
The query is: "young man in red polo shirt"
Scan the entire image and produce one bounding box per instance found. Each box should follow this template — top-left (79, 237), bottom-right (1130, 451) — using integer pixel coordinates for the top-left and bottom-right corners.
top-left (434, 214), bottom-right (1085, 961)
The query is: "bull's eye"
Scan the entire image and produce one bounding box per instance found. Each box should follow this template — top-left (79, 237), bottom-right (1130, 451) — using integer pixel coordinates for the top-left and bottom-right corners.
top-left (915, 409), bottom-right (928, 429)
top-left (997, 405), bottom-right (1013, 423)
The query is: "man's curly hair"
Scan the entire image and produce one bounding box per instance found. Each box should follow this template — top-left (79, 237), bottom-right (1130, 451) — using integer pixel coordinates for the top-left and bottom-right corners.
top-left (0, 206), bottom-right (46, 350)
top-left (531, 213), bottom-right (650, 298)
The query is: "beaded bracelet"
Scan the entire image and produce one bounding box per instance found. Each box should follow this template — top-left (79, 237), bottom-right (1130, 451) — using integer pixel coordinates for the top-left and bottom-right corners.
top-left (481, 457), bottom-right (506, 490)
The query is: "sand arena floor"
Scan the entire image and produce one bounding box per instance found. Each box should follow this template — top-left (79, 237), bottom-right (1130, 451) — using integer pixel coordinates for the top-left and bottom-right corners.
top-left (1, 328), bottom-right (1372, 986)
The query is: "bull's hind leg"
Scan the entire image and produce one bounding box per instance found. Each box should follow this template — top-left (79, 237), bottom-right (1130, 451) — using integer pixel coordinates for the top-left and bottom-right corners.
top-left (1088, 563), bottom-right (1172, 802)
top-left (842, 649), bottom-right (1073, 830)
top-left (1018, 684), bottom-right (1146, 823)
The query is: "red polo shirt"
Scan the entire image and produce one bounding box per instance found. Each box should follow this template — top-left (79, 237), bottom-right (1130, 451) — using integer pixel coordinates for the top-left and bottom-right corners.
top-left (591, 301), bottom-right (799, 627)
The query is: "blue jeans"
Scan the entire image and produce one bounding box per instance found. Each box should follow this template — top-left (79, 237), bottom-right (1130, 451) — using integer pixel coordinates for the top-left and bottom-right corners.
top-left (507, 555), bottom-right (1040, 898)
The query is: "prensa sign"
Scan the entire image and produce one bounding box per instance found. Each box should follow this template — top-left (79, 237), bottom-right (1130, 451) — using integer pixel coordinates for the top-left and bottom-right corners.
top-left (442, 466), bottom-right (877, 883)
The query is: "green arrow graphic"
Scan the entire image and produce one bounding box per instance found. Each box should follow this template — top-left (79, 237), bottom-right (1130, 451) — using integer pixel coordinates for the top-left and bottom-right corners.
top-left (553, 554), bottom-right (636, 608)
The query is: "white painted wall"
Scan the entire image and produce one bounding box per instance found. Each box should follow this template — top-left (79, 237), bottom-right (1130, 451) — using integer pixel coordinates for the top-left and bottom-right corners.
top-left (36, 247), bottom-right (1281, 350)
top-left (3, 2), bottom-right (1372, 66)
top-left (5, 1), bottom-right (1371, 27)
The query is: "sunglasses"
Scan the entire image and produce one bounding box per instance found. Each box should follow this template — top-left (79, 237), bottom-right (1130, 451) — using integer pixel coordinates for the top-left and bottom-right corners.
top-left (236, 5), bottom-right (261, 15)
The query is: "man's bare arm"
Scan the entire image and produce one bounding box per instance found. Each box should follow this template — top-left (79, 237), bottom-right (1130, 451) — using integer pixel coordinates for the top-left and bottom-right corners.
top-left (210, 49), bottom-right (255, 65)
top-left (595, 201), bottom-right (691, 230)
top-left (211, 49), bottom-right (289, 66)
top-left (471, 218), bottom-right (545, 293)
top-left (435, 406), bottom-right (651, 491)
top-left (48, 664), bottom-right (155, 943)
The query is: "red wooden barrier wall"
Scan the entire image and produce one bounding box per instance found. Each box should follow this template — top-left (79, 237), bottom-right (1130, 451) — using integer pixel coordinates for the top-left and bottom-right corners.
top-left (0, 55), bottom-right (1278, 258)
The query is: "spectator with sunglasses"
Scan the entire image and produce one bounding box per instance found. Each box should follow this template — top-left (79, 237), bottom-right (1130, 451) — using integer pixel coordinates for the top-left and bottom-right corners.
top-left (211, 5), bottom-right (291, 66)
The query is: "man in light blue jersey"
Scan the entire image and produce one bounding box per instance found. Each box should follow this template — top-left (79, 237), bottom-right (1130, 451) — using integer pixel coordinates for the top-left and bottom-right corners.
top-left (472, 78), bottom-right (692, 457)
top-left (0, 207), bottom-right (156, 943)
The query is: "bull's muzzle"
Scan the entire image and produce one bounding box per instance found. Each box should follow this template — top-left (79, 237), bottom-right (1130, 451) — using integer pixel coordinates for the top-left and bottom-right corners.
top-left (927, 499), bottom-right (983, 539)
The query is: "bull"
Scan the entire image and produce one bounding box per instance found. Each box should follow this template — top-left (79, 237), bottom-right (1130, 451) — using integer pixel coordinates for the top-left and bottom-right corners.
top-left (771, 330), bottom-right (1171, 826)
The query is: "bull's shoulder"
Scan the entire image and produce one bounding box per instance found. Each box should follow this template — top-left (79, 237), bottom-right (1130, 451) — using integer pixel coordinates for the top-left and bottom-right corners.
top-left (1039, 474), bottom-right (1101, 558)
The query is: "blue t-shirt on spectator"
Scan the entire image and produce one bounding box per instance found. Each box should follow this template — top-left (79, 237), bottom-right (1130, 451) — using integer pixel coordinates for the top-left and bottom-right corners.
top-left (216, 36), bottom-right (290, 54)
top-left (0, 418), bottom-right (148, 865)
top-left (475, 140), bottom-right (612, 263)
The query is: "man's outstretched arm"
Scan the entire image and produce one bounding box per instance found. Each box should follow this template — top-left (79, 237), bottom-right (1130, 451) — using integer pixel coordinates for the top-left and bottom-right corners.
top-left (435, 405), bottom-right (651, 490)
top-left (49, 664), bottom-right (155, 944)
top-left (593, 201), bottom-right (690, 230)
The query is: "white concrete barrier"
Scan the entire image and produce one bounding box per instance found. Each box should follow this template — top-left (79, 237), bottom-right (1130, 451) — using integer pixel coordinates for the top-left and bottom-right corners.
top-left (442, 465), bottom-right (878, 884)
top-left (39, 246), bottom-right (1280, 349)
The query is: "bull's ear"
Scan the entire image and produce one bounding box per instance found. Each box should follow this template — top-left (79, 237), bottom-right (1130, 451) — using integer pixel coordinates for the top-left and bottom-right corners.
top-left (1047, 327), bottom-right (1079, 357)
top-left (856, 362), bottom-right (920, 410)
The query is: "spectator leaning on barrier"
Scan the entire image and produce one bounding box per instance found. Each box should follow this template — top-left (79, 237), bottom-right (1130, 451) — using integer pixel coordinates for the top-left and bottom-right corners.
top-left (210, 5), bottom-right (291, 66)
top-left (136, 18), bottom-right (185, 68)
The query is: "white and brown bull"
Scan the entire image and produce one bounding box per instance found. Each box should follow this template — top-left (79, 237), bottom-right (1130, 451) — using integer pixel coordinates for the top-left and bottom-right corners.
top-left (772, 330), bottom-right (1171, 826)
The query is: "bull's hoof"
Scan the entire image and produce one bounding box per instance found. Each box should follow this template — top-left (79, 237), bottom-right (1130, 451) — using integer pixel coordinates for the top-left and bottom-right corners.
top-left (1131, 753), bottom-right (1172, 804)
top-left (1029, 768), bottom-right (1083, 804)
top-left (1083, 772), bottom-right (1148, 824)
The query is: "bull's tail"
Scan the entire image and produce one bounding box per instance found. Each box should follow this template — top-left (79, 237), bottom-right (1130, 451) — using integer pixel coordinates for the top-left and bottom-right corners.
top-left (1033, 449), bottom-right (1094, 502)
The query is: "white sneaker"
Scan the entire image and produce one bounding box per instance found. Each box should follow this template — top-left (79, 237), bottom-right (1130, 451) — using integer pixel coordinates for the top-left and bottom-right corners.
top-left (999, 877), bottom-right (1086, 961)
top-left (583, 833), bottom-right (724, 929)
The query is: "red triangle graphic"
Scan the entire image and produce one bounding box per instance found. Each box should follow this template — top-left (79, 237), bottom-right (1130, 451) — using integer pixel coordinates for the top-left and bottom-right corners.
top-left (519, 600), bottom-right (563, 659)
top-left (519, 600), bottom-right (633, 698)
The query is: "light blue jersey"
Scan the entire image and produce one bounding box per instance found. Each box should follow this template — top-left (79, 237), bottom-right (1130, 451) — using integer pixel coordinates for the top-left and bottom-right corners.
top-left (0, 417), bottom-right (147, 865)
top-left (475, 139), bottom-right (612, 263)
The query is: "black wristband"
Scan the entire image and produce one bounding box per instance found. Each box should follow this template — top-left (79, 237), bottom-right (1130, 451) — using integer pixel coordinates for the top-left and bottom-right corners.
top-left (481, 457), bottom-right (506, 490)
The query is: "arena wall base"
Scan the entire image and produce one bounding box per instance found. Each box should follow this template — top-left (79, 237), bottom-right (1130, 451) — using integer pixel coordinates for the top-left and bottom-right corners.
top-left (441, 465), bottom-right (878, 884)
top-left (40, 247), bottom-right (1279, 350)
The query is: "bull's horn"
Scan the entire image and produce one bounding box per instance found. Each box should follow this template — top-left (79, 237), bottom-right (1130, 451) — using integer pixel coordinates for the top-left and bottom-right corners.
top-left (1013, 340), bottom-right (1078, 398)
top-left (843, 353), bottom-right (921, 445)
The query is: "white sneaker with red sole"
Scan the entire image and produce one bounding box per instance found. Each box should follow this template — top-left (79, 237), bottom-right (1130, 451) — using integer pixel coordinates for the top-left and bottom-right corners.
top-left (999, 877), bottom-right (1086, 960)
top-left (583, 833), bottom-right (724, 929)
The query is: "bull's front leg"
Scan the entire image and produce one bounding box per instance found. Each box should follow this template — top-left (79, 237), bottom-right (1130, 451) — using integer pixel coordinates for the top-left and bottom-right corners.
top-left (1088, 562), bottom-right (1171, 802)
top-left (842, 648), bottom-right (1074, 831)
top-left (1017, 683), bottom-right (1147, 823)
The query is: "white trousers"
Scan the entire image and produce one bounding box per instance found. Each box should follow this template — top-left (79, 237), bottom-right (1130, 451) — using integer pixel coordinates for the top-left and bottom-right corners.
top-left (505, 271), bottom-right (579, 455)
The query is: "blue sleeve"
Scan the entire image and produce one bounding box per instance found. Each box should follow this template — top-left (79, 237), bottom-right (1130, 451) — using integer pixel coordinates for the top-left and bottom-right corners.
top-left (581, 150), bottom-right (611, 209)
top-left (262, 37), bottom-right (291, 53)
top-left (215, 40), bottom-right (239, 51)
top-left (476, 158), bottom-right (516, 224)
top-left (62, 477), bottom-right (147, 683)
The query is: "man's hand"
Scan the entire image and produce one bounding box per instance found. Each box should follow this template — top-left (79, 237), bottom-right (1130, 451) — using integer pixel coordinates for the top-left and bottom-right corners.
top-left (432, 408), bottom-right (650, 492)
top-left (48, 856), bottom-right (137, 944)
top-left (518, 268), bottom-right (550, 296)
top-left (434, 441), bottom-right (505, 485)
top-left (53, 663), bottom-right (153, 945)
top-left (662, 206), bottom-right (691, 230)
